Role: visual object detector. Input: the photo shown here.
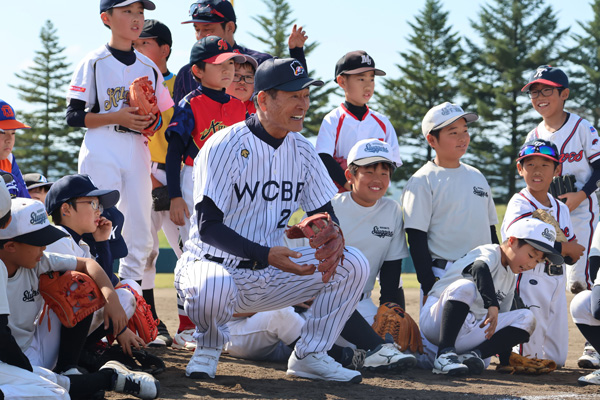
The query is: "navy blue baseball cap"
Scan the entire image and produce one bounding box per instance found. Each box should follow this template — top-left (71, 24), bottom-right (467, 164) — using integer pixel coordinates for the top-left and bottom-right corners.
top-left (100, 0), bottom-right (155, 13)
top-left (334, 50), bottom-right (386, 79)
top-left (190, 36), bottom-right (246, 65)
top-left (182, 0), bottom-right (236, 24)
top-left (254, 58), bottom-right (324, 93)
top-left (45, 174), bottom-right (120, 215)
top-left (522, 65), bottom-right (569, 92)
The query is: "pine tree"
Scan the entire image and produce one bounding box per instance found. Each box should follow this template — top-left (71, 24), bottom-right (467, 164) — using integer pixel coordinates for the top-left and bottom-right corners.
top-left (10, 20), bottom-right (83, 178)
top-left (462, 0), bottom-right (568, 201)
top-left (249, 0), bottom-right (332, 136)
top-left (375, 0), bottom-right (463, 181)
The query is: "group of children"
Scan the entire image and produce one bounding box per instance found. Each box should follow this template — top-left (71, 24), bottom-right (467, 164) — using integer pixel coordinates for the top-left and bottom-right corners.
top-left (3, 0), bottom-right (600, 397)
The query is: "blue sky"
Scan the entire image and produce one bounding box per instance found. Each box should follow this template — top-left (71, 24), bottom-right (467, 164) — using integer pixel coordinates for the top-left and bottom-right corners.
top-left (1, 0), bottom-right (592, 114)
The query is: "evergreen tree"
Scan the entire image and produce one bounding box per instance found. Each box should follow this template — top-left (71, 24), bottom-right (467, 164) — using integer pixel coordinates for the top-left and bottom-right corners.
top-left (249, 0), bottom-right (333, 136)
top-left (375, 0), bottom-right (463, 181)
top-left (563, 0), bottom-right (600, 127)
top-left (10, 20), bottom-right (82, 178)
top-left (462, 0), bottom-right (567, 201)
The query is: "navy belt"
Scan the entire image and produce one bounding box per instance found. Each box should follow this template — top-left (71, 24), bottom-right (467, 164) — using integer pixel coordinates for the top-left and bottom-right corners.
top-left (115, 125), bottom-right (141, 134)
top-left (155, 162), bottom-right (166, 171)
top-left (544, 264), bottom-right (563, 276)
top-left (204, 254), bottom-right (267, 270)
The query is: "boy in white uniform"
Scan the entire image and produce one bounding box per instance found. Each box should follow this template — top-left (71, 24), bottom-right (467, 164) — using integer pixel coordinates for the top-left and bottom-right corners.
top-left (421, 218), bottom-right (563, 376)
top-left (502, 140), bottom-right (584, 366)
top-left (66, 0), bottom-right (174, 287)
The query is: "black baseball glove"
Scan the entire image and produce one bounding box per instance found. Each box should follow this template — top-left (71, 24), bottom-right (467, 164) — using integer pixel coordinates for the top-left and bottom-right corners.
top-left (151, 185), bottom-right (170, 212)
top-left (548, 174), bottom-right (576, 200)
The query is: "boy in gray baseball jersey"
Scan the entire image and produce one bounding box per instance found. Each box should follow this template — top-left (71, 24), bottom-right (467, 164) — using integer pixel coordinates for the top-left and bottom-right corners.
top-left (421, 218), bottom-right (562, 375)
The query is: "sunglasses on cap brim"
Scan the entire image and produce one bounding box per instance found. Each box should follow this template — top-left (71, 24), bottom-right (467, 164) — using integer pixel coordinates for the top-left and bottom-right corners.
top-left (518, 144), bottom-right (559, 160)
top-left (190, 0), bottom-right (225, 19)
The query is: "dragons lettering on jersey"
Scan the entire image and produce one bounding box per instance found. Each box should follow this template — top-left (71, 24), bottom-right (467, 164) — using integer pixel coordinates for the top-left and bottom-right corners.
top-left (104, 87), bottom-right (128, 111)
top-left (199, 120), bottom-right (227, 142)
top-left (234, 181), bottom-right (305, 202)
top-left (23, 288), bottom-right (39, 302)
top-left (559, 150), bottom-right (583, 163)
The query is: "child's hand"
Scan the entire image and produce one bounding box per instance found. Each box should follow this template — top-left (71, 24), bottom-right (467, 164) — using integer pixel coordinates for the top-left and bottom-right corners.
top-left (559, 190), bottom-right (587, 212)
top-left (93, 216), bottom-right (113, 242)
top-left (170, 197), bottom-right (190, 226)
top-left (103, 294), bottom-right (128, 337)
top-left (116, 328), bottom-right (146, 357)
top-left (288, 24), bottom-right (308, 49)
top-left (113, 107), bottom-right (153, 132)
top-left (562, 240), bottom-right (585, 263)
top-left (480, 306), bottom-right (498, 339)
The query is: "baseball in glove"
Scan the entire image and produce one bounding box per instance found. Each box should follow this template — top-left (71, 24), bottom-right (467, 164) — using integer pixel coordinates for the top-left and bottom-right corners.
top-left (39, 270), bottom-right (106, 329)
top-left (371, 302), bottom-right (424, 354)
top-left (285, 213), bottom-right (345, 283)
top-left (151, 185), bottom-right (170, 212)
top-left (548, 174), bottom-right (577, 201)
top-left (128, 76), bottom-right (162, 137)
top-left (119, 283), bottom-right (159, 344)
top-left (496, 352), bottom-right (557, 375)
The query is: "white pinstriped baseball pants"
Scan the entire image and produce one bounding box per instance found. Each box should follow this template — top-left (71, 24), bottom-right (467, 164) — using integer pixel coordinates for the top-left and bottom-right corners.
top-left (174, 246), bottom-right (368, 358)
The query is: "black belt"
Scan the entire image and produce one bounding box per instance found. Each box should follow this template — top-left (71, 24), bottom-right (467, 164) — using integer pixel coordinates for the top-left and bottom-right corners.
top-left (115, 125), bottom-right (141, 134)
top-left (155, 162), bottom-right (166, 171)
top-left (204, 254), bottom-right (267, 270)
top-left (432, 259), bottom-right (448, 269)
top-left (544, 264), bottom-right (563, 276)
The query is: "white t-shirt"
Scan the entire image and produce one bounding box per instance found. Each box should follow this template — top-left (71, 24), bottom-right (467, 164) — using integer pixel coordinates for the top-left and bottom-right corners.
top-left (428, 244), bottom-right (515, 320)
top-left (401, 161), bottom-right (498, 262)
top-left (7, 253), bottom-right (77, 349)
top-left (331, 192), bottom-right (409, 293)
top-left (45, 226), bottom-right (91, 259)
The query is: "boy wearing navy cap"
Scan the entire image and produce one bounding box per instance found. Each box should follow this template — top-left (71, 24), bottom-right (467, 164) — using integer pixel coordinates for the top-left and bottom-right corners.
top-left (316, 51), bottom-right (401, 192)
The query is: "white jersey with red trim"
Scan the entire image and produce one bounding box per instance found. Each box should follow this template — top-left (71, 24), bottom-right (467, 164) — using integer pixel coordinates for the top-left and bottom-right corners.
top-left (501, 188), bottom-right (573, 365)
top-left (315, 104), bottom-right (402, 166)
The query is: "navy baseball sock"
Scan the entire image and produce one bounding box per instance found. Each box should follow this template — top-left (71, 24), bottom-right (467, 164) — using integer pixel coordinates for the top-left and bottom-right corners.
top-left (474, 326), bottom-right (529, 360)
top-left (590, 256), bottom-right (600, 285)
top-left (143, 288), bottom-right (159, 320)
top-left (68, 368), bottom-right (113, 397)
top-left (437, 300), bottom-right (469, 356)
top-left (340, 310), bottom-right (383, 351)
top-left (55, 313), bottom-right (93, 373)
top-left (576, 324), bottom-right (600, 352)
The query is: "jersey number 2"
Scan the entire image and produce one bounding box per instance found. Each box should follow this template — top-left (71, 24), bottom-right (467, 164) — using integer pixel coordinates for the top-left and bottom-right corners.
top-left (278, 209), bottom-right (291, 228)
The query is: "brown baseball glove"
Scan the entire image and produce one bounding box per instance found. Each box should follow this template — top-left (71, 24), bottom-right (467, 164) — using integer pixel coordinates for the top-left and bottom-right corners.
top-left (496, 352), bottom-right (557, 375)
top-left (39, 270), bottom-right (106, 329)
top-left (128, 76), bottom-right (161, 136)
top-left (285, 213), bottom-right (345, 283)
top-left (371, 302), bottom-right (424, 354)
top-left (119, 283), bottom-right (159, 344)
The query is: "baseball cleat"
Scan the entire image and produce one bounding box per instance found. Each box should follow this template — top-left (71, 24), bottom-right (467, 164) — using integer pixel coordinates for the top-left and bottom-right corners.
top-left (149, 320), bottom-right (173, 347)
top-left (100, 360), bottom-right (160, 399)
top-left (433, 350), bottom-right (469, 376)
top-left (340, 347), bottom-right (366, 370)
top-left (578, 369), bottom-right (600, 386)
top-left (287, 351), bottom-right (362, 383)
top-left (172, 328), bottom-right (197, 351)
top-left (363, 342), bottom-right (417, 372)
top-left (458, 350), bottom-right (485, 375)
top-left (186, 346), bottom-right (221, 379)
top-left (578, 344), bottom-right (600, 369)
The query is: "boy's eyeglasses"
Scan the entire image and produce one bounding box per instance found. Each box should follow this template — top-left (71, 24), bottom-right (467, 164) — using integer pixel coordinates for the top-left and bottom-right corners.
top-left (71, 200), bottom-right (103, 213)
top-left (233, 74), bottom-right (255, 84)
top-left (190, 0), bottom-right (225, 20)
top-left (527, 87), bottom-right (559, 99)
top-left (518, 144), bottom-right (559, 159)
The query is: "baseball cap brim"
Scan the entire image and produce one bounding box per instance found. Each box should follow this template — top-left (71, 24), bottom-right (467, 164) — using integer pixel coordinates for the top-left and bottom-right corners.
top-left (432, 113), bottom-right (479, 131)
top-left (521, 79), bottom-right (563, 92)
top-left (11, 224), bottom-right (68, 247)
top-left (272, 77), bottom-right (324, 92)
top-left (182, 16), bottom-right (226, 24)
top-left (516, 153), bottom-right (560, 163)
top-left (338, 67), bottom-right (386, 77)
top-left (523, 238), bottom-right (564, 265)
top-left (88, 189), bottom-right (120, 211)
top-left (352, 156), bottom-right (397, 168)
top-left (26, 182), bottom-right (53, 190)
top-left (204, 53), bottom-right (247, 65)
top-left (0, 120), bottom-right (31, 130)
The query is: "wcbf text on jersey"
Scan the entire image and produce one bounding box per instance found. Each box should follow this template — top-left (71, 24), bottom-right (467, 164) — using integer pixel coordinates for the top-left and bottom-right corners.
top-left (234, 181), bottom-right (305, 202)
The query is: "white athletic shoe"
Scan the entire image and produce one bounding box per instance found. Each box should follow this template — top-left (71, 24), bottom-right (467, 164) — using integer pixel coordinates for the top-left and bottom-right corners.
top-left (287, 352), bottom-right (362, 383)
top-left (579, 369), bottom-right (600, 386)
top-left (433, 350), bottom-right (469, 376)
top-left (185, 346), bottom-right (222, 379)
top-left (578, 345), bottom-right (600, 369)
top-left (458, 350), bottom-right (485, 375)
top-left (363, 342), bottom-right (417, 371)
top-left (172, 329), bottom-right (197, 351)
top-left (100, 360), bottom-right (160, 399)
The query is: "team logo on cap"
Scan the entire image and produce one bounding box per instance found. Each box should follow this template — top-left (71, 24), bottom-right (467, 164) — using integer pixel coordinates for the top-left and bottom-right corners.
top-left (241, 149), bottom-right (249, 158)
top-left (290, 60), bottom-right (304, 77)
top-left (364, 143), bottom-right (389, 153)
top-left (441, 104), bottom-right (463, 116)
top-left (361, 54), bottom-right (372, 65)
top-left (1, 105), bottom-right (14, 118)
top-left (30, 210), bottom-right (47, 226)
top-left (542, 227), bottom-right (555, 242)
top-left (217, 39), bottom-right (228, 50)
top-left (533, 66), bottom-right (550, 79)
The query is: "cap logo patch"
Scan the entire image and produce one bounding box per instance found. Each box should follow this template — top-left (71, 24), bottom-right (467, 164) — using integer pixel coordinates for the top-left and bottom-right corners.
top-left (290, 60), bottom-right (304, 76)
top-left (440, 105), bottom-right (462, 116)
top-left (30, 210), bottom-right (47, 226)
top-left (533, 141), bottom-right (546, 147)
top-left (542, 227), bottom-right (555, 242)
top-left (217, 39), bottom-right (228, 50)
top-left (1, 105), bottom-right (14, 118)
top-left (533, 66), bottom-right (549, 79)
top-left (361, 54), bottom-right (372, 65)
top-left (364, 143), bottom-right (389, 153)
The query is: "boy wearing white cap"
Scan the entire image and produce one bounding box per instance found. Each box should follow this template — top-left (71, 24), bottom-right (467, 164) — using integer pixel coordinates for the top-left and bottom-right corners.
top-left (420, 218), bottom-right (562, 376)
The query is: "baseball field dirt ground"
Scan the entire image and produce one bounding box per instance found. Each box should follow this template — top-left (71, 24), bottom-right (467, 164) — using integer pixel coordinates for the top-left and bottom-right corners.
top-left (105, 286), bottom-right (599, 400)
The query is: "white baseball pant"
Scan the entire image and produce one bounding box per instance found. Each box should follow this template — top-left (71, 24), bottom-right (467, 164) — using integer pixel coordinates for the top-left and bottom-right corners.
top-left (0, 363), bottom-right (70, 400)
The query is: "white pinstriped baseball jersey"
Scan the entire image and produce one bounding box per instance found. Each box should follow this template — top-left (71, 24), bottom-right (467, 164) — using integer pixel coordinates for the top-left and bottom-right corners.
top-left (182, 120), bottom-right (338, 262)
